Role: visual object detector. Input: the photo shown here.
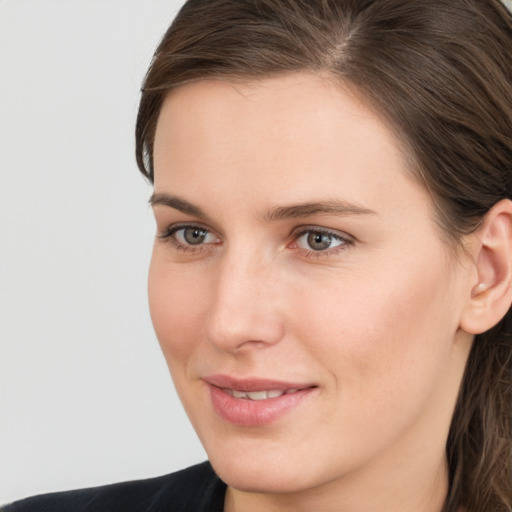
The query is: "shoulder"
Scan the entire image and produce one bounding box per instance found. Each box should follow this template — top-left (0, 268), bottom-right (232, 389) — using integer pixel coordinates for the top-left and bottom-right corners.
top-left (1, 461), bottom-right (225, 512)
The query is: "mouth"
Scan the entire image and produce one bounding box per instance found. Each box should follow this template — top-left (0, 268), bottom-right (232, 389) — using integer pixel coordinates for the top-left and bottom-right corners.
top-left (222, 388), bottom-right (302, 400)
top-left (203, 375), bottom-right (317, 426)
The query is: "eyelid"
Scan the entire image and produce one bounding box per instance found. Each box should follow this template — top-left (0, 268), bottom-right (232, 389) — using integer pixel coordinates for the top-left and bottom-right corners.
top-left (289, 225), bottom-right (353, 242)
top-left (158, 221), bottom-right (215, 236)
top-left (288, 225), bottom-right (354, 255)
top-left (158, 222), bottom-right (222, 249)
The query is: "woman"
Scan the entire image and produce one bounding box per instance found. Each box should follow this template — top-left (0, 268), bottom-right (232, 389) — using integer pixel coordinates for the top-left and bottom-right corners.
top-left (4, 0), bottom-right (512, 511)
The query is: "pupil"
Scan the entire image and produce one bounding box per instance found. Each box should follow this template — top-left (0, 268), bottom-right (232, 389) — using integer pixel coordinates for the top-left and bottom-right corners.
top-left (308, 232), bottom-right (331, 251)
top-left (184, 227), bottom-right (206, 245)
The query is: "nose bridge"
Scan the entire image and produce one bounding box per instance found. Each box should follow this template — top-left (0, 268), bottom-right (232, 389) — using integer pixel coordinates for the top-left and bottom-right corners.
top-left (204, 243), bottom-right (284, 351)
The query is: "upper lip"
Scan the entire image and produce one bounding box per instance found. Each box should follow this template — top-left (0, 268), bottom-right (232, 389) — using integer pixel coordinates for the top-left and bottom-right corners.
top-left (203, 374), bottom-right (316, 392)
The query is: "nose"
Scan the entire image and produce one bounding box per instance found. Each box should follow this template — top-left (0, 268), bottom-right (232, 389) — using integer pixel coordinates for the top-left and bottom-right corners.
top-left (204, 249), bottom-right (285, 352)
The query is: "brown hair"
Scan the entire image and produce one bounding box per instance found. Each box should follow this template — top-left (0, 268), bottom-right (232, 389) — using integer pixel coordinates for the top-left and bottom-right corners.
top-left (136, 1), bottom-right (512, 510)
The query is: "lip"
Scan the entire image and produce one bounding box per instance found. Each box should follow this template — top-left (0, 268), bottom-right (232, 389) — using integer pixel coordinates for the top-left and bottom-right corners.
top-left (203, 374), bottom-right (317, 426)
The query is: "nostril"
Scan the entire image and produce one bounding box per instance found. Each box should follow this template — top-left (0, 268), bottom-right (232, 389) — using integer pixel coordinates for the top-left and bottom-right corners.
top-left (204, 311), bottom-right (285, 352)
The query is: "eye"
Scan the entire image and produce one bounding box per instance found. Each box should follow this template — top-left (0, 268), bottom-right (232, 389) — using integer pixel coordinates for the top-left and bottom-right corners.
top-left (175, 226), bottom-right (214, 245)
top-left (159, 224), bottom-right (221, 249)
top-left (292, 228), bottom-right (350, 254)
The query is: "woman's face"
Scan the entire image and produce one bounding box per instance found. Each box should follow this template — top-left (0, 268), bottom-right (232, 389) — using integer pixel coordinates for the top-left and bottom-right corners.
top-left (149, 74), bottom-right (474, 501)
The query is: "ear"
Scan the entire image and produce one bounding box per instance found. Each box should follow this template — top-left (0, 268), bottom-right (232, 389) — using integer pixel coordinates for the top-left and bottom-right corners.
top-left (460, 199), bottom-right (512, 335)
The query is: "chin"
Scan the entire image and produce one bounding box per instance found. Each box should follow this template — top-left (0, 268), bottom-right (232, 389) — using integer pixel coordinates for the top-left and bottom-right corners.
top-left (206, 442), bottom-right (329, 494)
top-left (214, 463), bottom-right (306, 494)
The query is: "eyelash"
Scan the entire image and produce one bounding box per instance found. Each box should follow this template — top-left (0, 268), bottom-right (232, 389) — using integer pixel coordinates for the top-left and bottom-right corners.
top-left (158, 224), bottom-right (222, 252)
top-left (290, 226), bottom-right (353, 258)
top-left (158, 224), bottom-right (353, 257)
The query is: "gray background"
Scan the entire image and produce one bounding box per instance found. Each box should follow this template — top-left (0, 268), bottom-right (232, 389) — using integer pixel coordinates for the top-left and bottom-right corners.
top-left (0, 0), bottom-right (206, 505)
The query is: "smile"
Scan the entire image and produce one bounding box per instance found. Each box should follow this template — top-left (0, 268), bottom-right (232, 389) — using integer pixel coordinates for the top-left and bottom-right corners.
top-left (223, 388), bottom-right (300, 400)
top-left (203, 375), bottom-right (317, 426)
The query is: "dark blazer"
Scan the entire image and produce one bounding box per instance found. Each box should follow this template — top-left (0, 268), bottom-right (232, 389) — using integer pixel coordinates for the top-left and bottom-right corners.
top-left (1, 461), bottom-right (225, 512)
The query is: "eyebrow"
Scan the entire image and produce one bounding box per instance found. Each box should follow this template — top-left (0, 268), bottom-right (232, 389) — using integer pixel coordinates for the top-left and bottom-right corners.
top-left (149, 193), bottom-right (207, 218)
top-left (149, 192), bottom-right (376, 221)
top-left (264, 199), bottom-right (376, 221)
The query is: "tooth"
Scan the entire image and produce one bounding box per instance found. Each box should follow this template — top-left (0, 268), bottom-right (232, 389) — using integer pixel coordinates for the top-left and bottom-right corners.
top-left (224, 388), bottom-right (234, 396)
top-left (232, 390), bottom-right (248, 398)
top-left (247, 391), bottom-right (268, 400)
top-left (285, 388), bottom-right (298, 394)
top-left (267, 390), bottom-right (285, 398)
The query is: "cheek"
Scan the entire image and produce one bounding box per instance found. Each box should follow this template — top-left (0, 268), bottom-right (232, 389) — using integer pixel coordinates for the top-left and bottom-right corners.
top-left (148, 253), bottom-right (208, 365)
top-left (293, 253), bottom-right (458, 411)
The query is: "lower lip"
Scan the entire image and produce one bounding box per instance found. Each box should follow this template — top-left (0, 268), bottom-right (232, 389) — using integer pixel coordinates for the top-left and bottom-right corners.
top-left (208, 385), bottom-right (315, 426)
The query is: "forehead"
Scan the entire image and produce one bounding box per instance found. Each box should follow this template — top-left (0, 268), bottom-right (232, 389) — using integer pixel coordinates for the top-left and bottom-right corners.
top-left (152, 73), bottom-right (428, 221)
top-left (154, 74), bottom-right (395, 155)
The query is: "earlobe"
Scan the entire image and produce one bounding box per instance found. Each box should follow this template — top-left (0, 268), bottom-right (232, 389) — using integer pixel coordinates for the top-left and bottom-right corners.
top-left (460, 199), bottom-right (512, 335)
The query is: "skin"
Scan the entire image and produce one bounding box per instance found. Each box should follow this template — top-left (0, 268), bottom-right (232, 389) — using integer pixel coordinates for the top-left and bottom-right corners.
top-left (149, 73), bottom-right (476, 511)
